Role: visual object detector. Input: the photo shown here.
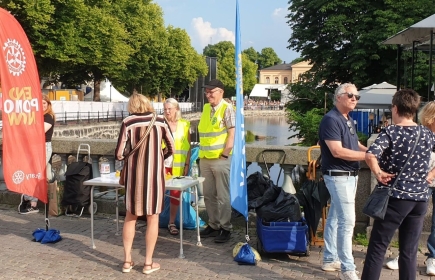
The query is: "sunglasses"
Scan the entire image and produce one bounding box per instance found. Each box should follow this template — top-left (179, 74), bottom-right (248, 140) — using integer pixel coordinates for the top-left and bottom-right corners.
top-left (344, 92), bottom-right (361, 101)
top-left (346, 120), bottom-right (355, 135)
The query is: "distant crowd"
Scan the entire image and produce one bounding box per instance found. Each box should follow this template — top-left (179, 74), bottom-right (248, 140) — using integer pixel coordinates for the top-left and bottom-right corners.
top-left (225, 98), bottom-right (285, 110)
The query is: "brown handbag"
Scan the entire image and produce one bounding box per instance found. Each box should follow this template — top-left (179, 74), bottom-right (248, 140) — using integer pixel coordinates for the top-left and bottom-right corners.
top-left (119, 113), bottom-right (157, 185)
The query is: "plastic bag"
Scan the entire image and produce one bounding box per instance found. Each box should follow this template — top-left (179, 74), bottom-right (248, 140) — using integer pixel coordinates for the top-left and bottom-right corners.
top-left (247, 172), bottom-right (273, 202)
top-left (256, 189), bottom-right (302, 222)
top-left (41, 229), bottom-right (62, 244)
top-left (234, 243), bottom-right (257, 265)
top-left (32, 228), bottom-right (62, 244)
top-left (32, 228), bottom-right (46, 242)
top-left (233, 242), bottom-right (261, 262)
top-left (159, 190), bottom-right (205, 229)
top-left (248, 182), bottom-right (281, 210)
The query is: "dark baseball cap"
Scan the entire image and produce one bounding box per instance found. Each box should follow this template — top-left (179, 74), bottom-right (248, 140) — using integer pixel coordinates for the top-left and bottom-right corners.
top-left (203, 79), bottom-right (224, 90)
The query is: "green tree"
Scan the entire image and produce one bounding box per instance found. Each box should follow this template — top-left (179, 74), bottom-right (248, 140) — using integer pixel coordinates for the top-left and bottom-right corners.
top-left (257, 47), bottom-right (281, 69)
top-left (164, 27), bottom-right (208, 96)
top-left (203, 42), bottom-right (257, 97)
top-left (286, 72), bottom-right (334, 115)
top-left (287, 0), bottom-right (435, 91)
top-left (287, 108), bottom-right (323, 146)
top-left (3, 0), bottom-right (137, 100)
top-left (242, 47), bottom-right (259, 64)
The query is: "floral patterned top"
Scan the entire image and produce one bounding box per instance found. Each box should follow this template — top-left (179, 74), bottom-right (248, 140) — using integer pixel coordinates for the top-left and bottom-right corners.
top-left (367, 125), bottom-right (435, 201)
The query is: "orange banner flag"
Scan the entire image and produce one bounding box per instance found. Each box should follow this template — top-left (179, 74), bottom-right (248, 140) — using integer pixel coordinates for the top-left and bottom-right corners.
top-left (0, 8), bottom-right (47, 202)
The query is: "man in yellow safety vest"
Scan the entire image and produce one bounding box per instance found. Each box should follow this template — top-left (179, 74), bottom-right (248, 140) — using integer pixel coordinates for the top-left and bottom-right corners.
top-left (198, 79), bottom-right (235, 243)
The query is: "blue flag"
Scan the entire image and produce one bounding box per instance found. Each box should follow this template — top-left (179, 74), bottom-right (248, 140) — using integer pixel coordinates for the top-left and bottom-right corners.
top-left (230, 0), bottom-right (248, 221)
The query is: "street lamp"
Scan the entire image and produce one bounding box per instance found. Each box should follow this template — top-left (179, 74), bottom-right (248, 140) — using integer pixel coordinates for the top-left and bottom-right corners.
top-left (110, 84), bottom-right (112, 102)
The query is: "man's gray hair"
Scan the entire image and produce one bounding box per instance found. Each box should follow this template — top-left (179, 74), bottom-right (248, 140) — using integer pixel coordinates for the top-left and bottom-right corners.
top-left (333, 83), bottom-right (357, 105)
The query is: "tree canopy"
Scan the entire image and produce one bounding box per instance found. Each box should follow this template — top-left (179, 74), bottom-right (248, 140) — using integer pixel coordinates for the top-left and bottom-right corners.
top-left (203, 44), bottom-right (286, 96)
top-left (285, 0), bottom-right (435, 144)
top-left (203, 41), bottom-right (259, 97)
top-left (287, 0), bottom-right (435, 93)
top-left (0, 0), bottom-right (207, 100)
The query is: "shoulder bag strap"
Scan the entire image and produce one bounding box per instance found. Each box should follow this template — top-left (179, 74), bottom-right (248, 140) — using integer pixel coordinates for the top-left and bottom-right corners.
top-left (124, 113), bottom-right (157, 160)
top-left (390, 126), bottom-right (421, 190)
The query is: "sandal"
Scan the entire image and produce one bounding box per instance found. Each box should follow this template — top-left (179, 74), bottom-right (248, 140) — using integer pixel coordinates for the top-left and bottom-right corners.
top-left (168, 224), bottom-right (179, 235)
top-left (122, 261), bottom-right (134, 273)
top-left (143, 262), bottom-right (160, 274)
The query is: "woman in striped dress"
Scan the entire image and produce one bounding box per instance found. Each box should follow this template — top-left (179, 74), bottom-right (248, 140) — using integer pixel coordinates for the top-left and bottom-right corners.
top-left (115, 93), bottom-right (175, 275)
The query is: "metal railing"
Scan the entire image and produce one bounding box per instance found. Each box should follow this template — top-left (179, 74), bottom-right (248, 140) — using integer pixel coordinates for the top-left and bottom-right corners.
top-left (53, 103), bottom-right (284, 125)
top-left (54, 105), bottom-right (204, 125)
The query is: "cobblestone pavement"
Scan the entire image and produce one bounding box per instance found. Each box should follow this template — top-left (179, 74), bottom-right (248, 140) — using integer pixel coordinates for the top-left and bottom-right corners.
top-left (0, 205), bottom-right (433, 280)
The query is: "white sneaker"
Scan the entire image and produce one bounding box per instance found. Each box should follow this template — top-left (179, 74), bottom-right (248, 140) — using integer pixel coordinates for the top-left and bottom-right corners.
top-left (339, 270), bottom-right (360, 280)
top-left (386, 256), bottom-right (399, 270)
top-left (427, 258), bottom-right (435, 276)
top-left (321, 261), bottom-right (341, 271)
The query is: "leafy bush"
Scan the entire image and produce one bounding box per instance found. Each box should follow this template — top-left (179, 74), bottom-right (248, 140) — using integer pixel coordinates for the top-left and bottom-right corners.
top-left (357, 132), bottom-right (369, 146)
top-left (287, 108), bottom-right (323, 146)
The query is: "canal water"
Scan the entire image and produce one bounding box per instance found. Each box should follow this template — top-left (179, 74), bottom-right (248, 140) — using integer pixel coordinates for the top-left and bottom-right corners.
top-left (191, 115), bottom-right (299, 146)
top-left (245, 115), bottom-right (299, 146)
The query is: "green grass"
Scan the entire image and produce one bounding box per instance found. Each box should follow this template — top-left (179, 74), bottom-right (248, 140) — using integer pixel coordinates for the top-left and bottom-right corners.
top-left (354, 233), bottom-right (369, 246)
top-left (354, 233), bottom-right (400, 249)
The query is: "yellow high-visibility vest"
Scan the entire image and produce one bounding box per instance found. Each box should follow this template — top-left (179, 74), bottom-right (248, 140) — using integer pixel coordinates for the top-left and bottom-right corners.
top-left (198, 102), bottom-right (229, 159)
top-left (172, 119), bottom-right (190, 176)
top-left (162, 119), bottom-right (190, 176)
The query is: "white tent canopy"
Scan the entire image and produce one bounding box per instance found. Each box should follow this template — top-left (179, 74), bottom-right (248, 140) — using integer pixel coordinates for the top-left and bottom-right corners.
top-left (84, 79), bottom-right (129, 102)
top-left (249, 84), bottom-right (288, 98)
top-left (382, 14), bottom-right (435, 46)
top-left (356, 82), bottom-right (397, 109)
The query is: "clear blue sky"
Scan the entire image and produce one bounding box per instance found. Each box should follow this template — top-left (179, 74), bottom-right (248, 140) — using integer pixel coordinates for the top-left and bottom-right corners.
top-left (152, 0), bottom-right (300, 64)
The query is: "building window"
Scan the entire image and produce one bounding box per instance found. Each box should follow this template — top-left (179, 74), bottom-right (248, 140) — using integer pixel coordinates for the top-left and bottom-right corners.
top-left (265, 77), bottom-right (270, 83)
top-left (284, 77), bottom-right (288, 84)
top-left (274, 77), bottom-right (279, 84)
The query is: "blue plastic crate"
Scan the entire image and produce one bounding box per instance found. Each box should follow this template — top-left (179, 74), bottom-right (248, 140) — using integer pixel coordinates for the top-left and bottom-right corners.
top-left (256, 217), bottom-right (309, 255)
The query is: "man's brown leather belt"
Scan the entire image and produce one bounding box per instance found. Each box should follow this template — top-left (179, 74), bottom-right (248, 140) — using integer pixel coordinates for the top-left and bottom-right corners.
top-left (323, 170), bottom-right (358, 177)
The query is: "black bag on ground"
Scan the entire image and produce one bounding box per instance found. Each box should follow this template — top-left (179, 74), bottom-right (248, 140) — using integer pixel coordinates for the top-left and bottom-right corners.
top-left (256, 189), bottom-right (302, 222)
top-left (61, 162), bottom-right (93, 210)
top-left (248, 181), bottom-right (281, 210)
top-left (247, 172), bottom-right (274, 202)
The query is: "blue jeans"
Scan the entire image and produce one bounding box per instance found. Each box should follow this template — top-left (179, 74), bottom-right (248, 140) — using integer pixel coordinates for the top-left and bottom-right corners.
top-left (428, 188), bottom-right (435, 258)
top-left (323, 174), bottom-right (358, 272)
top-left (24, 142), bottom-right (52, 203)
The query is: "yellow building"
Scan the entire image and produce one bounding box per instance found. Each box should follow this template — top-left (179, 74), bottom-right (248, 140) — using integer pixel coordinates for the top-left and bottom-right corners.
top-left (250, 61), bottom-right (312, 101)
top-left (259, 61), bottom-right (312, 84)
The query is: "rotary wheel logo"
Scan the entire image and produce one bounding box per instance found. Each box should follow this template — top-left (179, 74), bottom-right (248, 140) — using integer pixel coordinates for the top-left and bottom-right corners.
top-left (3, 38), bottom-right (26, 76)
top-left (12, 170), bottom-right (25, 184)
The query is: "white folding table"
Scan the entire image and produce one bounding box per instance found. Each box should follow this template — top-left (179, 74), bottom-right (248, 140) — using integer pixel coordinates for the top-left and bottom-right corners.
top-left (83, 172), bottom-right (203, 258)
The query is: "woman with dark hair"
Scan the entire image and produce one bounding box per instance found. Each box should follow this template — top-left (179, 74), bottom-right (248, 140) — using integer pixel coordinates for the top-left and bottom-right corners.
top-left (361, 89), bottom-right (435, 280)
top-left (18, 95), bottom-right (55, 214)
top-left (115, 93), bottom-right (175, 274)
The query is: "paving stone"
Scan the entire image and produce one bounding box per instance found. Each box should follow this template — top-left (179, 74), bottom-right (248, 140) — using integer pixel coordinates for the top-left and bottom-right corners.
top-left (1, 206), bottom-right (435, 279)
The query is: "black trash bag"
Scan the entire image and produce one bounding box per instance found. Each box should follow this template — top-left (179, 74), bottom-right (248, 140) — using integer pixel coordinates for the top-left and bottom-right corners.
top-left (256, 189), bottom-right (302, 222)
top-left (248, 182), bottom-right (281, 210)
top-left (247, 172), bottom-right (274, 202)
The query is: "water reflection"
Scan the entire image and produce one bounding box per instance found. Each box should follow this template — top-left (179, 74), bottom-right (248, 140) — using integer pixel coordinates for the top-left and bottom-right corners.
top-left (190, 115), bottom-right (299, 146)
top-left (245, 116), bottom-right (299, 146)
